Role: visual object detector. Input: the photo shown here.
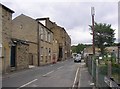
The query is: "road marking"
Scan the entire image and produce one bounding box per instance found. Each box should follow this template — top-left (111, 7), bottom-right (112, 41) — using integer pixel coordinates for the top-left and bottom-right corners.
top-left (90, 83), bottom-right (94, 86)
top-left (72, 67), bottom-right (80, 88)
top-left (42, 70), bottom-right (54, 77)
top-left (50, 65), bottom-right (53, 66)
top-left (78, 67), bottom-right (81, 87)
top-left (18, 79), bottom-right (38, 88)
top-left (57, 66), bottom-right (64, 70)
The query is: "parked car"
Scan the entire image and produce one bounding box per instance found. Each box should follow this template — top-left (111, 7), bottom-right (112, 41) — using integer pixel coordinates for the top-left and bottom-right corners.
top-left (74, 54), bottom-right (81, 62)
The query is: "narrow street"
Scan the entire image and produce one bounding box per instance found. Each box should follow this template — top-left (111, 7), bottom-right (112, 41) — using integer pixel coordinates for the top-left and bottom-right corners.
top-left (3, 59), bottom-right (81, 88)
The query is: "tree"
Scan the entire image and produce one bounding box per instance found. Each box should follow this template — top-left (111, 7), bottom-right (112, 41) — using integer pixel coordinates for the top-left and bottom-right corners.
top-left (71, 45), bottom-right (77, 53)
top-left (89, 22), bottom-right (116, 55)
top-left (76, 44), bottom-right (86, 53)
top-left (71, 44), bottom-right (86, 53)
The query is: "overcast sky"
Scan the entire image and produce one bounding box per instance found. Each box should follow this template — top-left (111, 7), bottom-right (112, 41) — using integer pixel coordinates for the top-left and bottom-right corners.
top-left (1, 0), bottom-right (119, 45)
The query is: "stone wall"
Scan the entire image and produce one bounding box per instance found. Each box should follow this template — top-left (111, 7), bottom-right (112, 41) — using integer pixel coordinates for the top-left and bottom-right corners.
top-left (12, 14), bottom-right (38, 66)
top-left (1, 5), bottom-right (13, 73)
top-left (40, 41), bottom-right (53, 65)
top-left (16, 44), bottom-right (29, 70)
top-left (45, 18), bottom-right (71, 60)
top-left (12, 14), bottom-right (38, 43)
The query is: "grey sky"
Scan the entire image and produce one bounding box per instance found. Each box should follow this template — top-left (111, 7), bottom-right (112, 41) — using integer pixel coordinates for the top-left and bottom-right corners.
top-left (1, 0), bottom-right (119, 45)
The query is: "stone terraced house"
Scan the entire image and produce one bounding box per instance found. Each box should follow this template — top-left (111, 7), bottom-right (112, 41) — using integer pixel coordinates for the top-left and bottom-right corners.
top-left (36, 18), bottom-right (71, 61)
top-left (0, 3), bottom-right (14, 73)
top-left (12, 14), bottom-right (54, 67)
top-left (1, 4), bottom-right (71, 74)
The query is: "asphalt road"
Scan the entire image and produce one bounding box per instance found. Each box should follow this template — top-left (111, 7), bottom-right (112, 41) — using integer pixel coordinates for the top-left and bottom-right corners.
top-left (2, 59), bottom-right (81, 88)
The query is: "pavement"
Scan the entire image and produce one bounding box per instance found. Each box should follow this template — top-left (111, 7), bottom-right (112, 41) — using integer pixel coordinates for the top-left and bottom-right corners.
top-left (78, 60), bottom-right (94, 88)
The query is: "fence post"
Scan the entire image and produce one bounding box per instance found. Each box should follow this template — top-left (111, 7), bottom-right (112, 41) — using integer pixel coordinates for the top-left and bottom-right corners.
top-left (108, 54), bottom-right (112, 78)
top-left (96, 59), bottom-right (99, 88)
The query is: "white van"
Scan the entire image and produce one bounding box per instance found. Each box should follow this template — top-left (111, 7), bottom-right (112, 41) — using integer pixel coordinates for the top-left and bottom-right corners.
top-left (74, 54), bottom-right (81, 62)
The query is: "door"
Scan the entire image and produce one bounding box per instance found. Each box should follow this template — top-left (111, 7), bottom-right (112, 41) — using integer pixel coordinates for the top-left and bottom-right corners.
top-left (29, 53), bottom-right (33, 65)
top-left (10, 46), bottom-right (16, 67)
top-left (58, 47), bottom-right (63, 61)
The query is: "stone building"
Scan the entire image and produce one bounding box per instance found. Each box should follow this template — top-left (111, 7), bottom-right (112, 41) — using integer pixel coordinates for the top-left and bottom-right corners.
top-left (36, 18), bottom-right (71, 61)
top-left (12, 14), bottom-right (38, 67)
top-left (0, 4), bottom-right (14, 73)
top-left (12, 14), bottom-right (54, 67)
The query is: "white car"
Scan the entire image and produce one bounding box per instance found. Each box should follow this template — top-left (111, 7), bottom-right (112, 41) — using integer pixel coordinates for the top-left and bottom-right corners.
top-left (74, 54), bottom-right (81, 62)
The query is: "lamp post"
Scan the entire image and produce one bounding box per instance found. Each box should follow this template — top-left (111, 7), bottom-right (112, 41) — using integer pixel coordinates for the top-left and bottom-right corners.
top-left (91, 7), bottom-right (95, 55)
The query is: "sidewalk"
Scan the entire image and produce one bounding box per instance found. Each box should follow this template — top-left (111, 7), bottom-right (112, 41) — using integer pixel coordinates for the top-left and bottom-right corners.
top-left (78, 61), bottom-right (94, 88)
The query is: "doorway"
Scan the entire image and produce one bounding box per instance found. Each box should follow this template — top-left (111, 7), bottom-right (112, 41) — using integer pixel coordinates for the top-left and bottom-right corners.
top-left (58, 47), bottom-right (63, 61)
top-left (10, 46), bottom-right (16, 67)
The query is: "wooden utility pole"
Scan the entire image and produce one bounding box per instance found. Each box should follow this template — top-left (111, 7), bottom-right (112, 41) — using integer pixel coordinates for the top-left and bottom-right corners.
top-left (91, 7), bottom-right (95, 55)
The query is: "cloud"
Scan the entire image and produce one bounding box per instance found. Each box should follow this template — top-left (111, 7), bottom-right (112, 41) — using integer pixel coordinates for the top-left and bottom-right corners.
top-left (1, 1), bottom-right (118, 45)
top-left (68, 26), bottom-right (92, 45)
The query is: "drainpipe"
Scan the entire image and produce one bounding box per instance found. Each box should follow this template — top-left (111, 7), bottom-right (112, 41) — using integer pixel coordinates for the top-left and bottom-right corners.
top-left (37, 22), bottom-right (40, 66)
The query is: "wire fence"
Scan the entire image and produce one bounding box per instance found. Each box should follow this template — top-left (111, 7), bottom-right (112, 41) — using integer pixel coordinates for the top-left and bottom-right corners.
top-left (85, 55), bottom-right (120, 88)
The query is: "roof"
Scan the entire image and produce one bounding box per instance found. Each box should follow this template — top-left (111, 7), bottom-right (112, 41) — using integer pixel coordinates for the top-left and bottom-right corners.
top-left (36, 17), bottom-right (49, 21)
top-left (0, 3), bottom-right (14, 13)
top-left (13, 14), bottom-right (53, 34)
top-left (37, 21), bottom-right (53, 33)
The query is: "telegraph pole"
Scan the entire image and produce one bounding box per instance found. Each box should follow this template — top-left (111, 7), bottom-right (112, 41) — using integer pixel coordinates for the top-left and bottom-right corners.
top-left (91, 7), bottom-right (95, 55)
top-left (91, 7), bottom-right (96, 88)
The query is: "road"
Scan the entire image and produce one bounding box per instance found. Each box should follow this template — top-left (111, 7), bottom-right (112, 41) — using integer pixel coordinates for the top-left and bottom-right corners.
top-left (3, 59), bottom-right (81, 88)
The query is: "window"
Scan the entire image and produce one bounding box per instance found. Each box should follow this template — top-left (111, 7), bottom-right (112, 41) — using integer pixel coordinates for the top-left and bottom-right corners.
top-left (0, 44), bottom-right (2, 57)
top-left (40, 47), bottom-right (43, 62)
top-left (40, 47), bottom-right (43, 56)
top-left (40, 27), bottom-right (44, 40)
top-left (49, 48), bottom-right (51, 56)
top-left (46, 48), bottom-right (48, 56)
top-left (45, 29), bottom-right (47, 41)
top-left (49, 48), bottom-right (51, 53)
top-left (50, 33), bottom-right (53, 43)
top-left (48, 32), bottom-right (50, 42)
